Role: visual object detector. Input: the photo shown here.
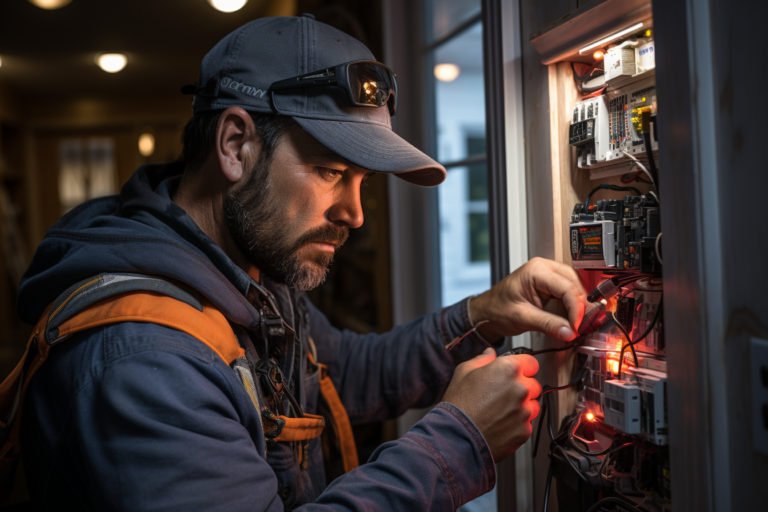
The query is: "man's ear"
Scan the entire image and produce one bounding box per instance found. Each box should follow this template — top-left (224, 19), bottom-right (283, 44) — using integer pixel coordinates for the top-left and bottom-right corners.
top-left (215, 106), bottom-right (260, 184)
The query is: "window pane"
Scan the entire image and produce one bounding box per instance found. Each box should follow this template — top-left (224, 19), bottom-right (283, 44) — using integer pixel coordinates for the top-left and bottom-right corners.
top-left (427, 0), bottom-right (481, 42)
top-left (468, 212), bottom-right (489, 262)
top-left (433, 21), bottom-right (489, 307)
top-left (435, 22), bottom-right (485, 162)
top-left (467, 136), bottom-right (487, 201)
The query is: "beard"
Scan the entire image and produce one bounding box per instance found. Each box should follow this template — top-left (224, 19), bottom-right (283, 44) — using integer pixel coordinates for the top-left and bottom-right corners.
top-left (223, 160), bottom-right (349, 291)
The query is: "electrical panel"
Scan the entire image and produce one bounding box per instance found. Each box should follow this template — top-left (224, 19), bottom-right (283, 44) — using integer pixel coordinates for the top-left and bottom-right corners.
top-left (540, 18), bottom-right (670, 512)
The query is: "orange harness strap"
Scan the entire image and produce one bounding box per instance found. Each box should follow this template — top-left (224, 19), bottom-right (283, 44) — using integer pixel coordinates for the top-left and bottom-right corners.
top-left (307, 352), bottom-right (360, 473)
top-left (57, 292), bottom-right (245, 363)
top-left (58, 291), bottom-right (356, 471)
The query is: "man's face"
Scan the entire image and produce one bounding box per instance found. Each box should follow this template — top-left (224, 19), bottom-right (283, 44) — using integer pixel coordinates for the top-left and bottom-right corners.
top-left (224, 126), bottom-right (369, 291)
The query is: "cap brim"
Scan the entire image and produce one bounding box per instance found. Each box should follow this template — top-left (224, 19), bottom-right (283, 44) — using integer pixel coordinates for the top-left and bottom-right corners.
top-left (292, 117), bottom-right (446, 186)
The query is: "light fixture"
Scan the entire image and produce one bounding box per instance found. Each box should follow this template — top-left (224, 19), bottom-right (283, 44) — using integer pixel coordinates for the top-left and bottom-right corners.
top-left (592, 49), bottom-right (605, 61)
top-left (97, 53), bottom-right (127, 73)
top-left (0, 56), bottom-right (3, 69)
top-left (28, 0), bottom-right (72, 9)
top-left (578, 22), bottom-right (644, 55)
top-left (207, 0), bottom-right (247, 13)
top-left (138, 133), bottom-right (156, 157)
top-left (434, 63), bottom-right (460, 82)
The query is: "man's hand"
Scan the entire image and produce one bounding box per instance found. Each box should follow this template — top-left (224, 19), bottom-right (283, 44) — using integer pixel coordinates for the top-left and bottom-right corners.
top-left (469, 257), bottom-right (587, 342)
top-left (443, 349), bottom-right (541, 462)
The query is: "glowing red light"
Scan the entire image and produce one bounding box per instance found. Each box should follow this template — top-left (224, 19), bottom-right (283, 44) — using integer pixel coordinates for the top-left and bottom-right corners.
top-left (585, 411), bottom-right (596, 422)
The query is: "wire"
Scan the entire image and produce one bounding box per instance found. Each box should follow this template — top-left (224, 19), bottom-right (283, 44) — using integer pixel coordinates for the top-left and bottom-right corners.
top-left (655, 232), bottom-right (663, 265)
top-left (616, 298), bottom-right (664, 380)
top-left (608, 312), bottom-right (639, 371)
top-left (584, 184), bottom-right (642, 209)
top-left (444, 320), bottom-right (491, 350)
top-left (511, 343), bottom-right (578, 356)
top-left (542, 462), bottom-right (553, 512)
top-left (621, 150), bottom-right (656, 190)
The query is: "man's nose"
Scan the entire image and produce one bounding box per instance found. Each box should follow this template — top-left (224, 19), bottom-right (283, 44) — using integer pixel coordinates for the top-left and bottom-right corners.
top-left (328, 180), bottom-right (365, 229)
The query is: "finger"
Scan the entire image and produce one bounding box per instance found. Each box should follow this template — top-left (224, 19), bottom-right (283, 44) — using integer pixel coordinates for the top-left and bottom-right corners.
top-left (526, 375), bottom-right (543, 399)
top-left (531, 269), bottom-right (587, 329)
top-left (527, 397), bottom-right (541, 421)
top-left (513, 302), bottom-right (578, 341)
top-left (511, 354), bottom-right (540, 378)
top-left (460, 347), bottom-right (497, 372)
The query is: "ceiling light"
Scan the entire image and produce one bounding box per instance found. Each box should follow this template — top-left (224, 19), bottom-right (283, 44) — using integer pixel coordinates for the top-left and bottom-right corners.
top-left (138, 133), bottom-right (156, 157)
top-left (434, 63), bottom-right (460, 82)
top-left (207, 0), bottom-right (248, 13)
top-left (28, 0), bottom-right (72, 9)
top-left (578, 22), bottom-right (644, 55)
top-left (97, 53), bottom-right (127, 73)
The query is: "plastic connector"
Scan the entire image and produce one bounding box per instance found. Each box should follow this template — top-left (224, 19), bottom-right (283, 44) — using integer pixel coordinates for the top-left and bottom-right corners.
top-left (587, 278), bottom-right (620, 303)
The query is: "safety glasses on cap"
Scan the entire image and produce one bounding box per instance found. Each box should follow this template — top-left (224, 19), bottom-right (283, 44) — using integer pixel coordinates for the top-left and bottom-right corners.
top-left (269, 60), bottom-right (398, 115)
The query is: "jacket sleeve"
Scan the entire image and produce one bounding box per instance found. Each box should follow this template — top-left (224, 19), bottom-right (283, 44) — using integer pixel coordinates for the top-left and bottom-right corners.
top-left (307, 297), bottom-right (494, 423)
top-left (303, 402), bottom-right (496, 511)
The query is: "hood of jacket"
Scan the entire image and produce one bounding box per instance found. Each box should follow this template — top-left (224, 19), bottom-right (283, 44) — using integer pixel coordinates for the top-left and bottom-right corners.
top-left (18, 162), bottom-right (264, 328)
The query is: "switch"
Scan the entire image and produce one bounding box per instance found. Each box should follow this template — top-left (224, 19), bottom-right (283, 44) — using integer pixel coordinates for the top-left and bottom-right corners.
top-left (751, 337), bottom-right (768, 455)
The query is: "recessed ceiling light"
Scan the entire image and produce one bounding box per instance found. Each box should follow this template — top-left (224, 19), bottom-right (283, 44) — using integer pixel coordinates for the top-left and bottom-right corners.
top-left (138, 133), bottom-right (156, 157)
top-left (207, 0), bottom-right (247, 13)
top-left (28, 0), bottom-right (72, 10)
top-left (434, 63), bottom-right (461, 82)
top-left (97, 53), bottom-right (127, 73)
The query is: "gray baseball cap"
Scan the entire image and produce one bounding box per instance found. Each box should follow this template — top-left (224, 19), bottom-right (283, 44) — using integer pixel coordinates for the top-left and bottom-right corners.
top-left (184, 15), bottom-right (446, 186)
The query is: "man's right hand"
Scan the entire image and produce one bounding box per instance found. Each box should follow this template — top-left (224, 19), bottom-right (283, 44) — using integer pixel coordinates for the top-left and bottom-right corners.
top-left (442, 349), bottom-right (542, 462)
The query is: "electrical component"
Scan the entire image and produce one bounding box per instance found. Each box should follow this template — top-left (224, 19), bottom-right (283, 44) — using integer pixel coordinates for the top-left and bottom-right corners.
top-left (635, 39), bottom-right (656, 74)
top-left (605, 41), bottom-right (637, 82)
top-left (603, 379), bottom-right (642, 434)
top-left (570, 194), bottom-right (660, 271)
top-left (569, 95), bottom-right (609, 168)
top-left (570, 77), bottom-right (658, 170)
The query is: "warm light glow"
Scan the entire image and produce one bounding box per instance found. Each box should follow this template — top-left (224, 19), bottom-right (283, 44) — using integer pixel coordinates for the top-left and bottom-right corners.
top-left (138, 133), bottom-right (155, 157)
top-left (592, 49), bottom-right (605, 61)
top-left (644, 29), bottom-right (653, 38)
top-left (0, 56), bottom-right (3, 69)
top-left (207, 0), bottom-right (247, 13)
top-left (608, 358), bottom-right (620, 375)
top-left (28, 0), bottom-right (72, 9)
top-left (434, 63), bottom-right (461, 82)
top-left (579, 22), bottom-right (645, 55)
top-left (585, 411), bottom-right (596, 422)
top-left (97, 53), bottom-right (127, 73)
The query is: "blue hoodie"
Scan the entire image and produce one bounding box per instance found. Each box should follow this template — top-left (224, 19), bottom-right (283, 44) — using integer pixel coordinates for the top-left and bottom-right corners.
top-left (17, 162), bottom-right (496, 511)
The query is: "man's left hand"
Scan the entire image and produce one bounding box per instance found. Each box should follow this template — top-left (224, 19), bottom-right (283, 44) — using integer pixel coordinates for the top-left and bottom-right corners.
top-left (468, 257), bottom-right (586, 343)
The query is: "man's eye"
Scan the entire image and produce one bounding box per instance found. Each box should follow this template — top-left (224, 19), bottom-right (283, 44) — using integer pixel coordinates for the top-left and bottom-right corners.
top-left (318, 167), bottom-right (344, 181)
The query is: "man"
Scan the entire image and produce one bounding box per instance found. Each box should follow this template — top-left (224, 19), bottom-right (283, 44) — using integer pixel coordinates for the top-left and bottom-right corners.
top-left (17, 15), bottom-right (585, 510)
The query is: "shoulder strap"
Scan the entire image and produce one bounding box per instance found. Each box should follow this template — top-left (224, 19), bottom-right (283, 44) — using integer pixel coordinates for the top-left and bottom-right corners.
top-left (1, 274), bottom-right (244, 461)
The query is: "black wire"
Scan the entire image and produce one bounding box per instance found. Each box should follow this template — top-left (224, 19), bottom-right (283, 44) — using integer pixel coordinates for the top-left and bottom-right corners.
top-left (584, 495), bottom-right (643, 512)
top-left (542, 462), bottom-right (553, 512)
top-left (532, 389), bottom-right (549, 458)
top-left (616, 298), bottom-right (663, 380)
top-left (642, 129), bottom-right (659, 195)
top-left (584, 184), bottom-right (642, 209)
top-left (609, 313), bottom-right (639, 377)
top-left (509, 342), bottom-right (579, 357)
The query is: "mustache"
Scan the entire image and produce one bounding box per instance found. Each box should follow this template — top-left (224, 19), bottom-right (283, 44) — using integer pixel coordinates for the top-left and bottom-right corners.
top-left (293, 224), bottom-right (349, 250)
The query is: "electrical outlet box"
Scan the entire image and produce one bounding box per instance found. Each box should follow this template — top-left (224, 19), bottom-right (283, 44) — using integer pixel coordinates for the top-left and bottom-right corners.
top-left (751, 337), bottom-right (768, 455)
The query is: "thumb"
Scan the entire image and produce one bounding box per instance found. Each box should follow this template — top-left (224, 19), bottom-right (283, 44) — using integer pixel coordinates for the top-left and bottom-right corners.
top-left (461, 347), bottom-right (497, 372)
top-left (516, 303), bottom-right (576, 342)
